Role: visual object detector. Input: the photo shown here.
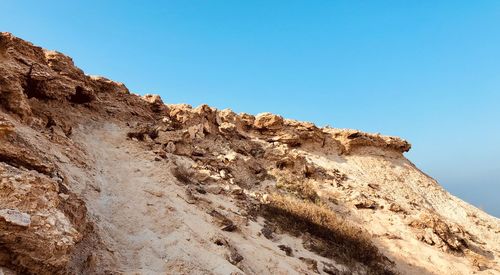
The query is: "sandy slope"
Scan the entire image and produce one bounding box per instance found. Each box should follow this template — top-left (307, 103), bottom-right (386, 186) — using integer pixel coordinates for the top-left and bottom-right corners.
top-left (66, 123), bottom-right (336, 274)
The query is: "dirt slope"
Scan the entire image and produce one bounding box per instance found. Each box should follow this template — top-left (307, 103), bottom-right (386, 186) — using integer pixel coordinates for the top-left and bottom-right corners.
top-left (0, 32), bottom-right (499, 275)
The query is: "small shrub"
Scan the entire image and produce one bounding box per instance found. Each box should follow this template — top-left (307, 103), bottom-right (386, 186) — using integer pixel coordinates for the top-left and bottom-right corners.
top-left (171, 165), bottom-right (194, 185)
top-left (275, 175), bottom-right (319, 203)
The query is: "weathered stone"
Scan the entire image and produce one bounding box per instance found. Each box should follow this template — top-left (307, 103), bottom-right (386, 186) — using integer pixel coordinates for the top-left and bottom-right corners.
top-left (0, 119), bottom-right (14, 137)
top-left (254, 113), bottom-right (284, 130)
top-left (0, 209), bottom-right (31, 227)
top-left (165, 141), bottom-right (176, 153)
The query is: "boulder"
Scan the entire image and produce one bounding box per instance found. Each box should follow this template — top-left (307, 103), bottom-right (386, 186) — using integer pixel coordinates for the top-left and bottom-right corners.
top-left (142, 94), bottom-right (165, 112)
top-left (254, 113), bottom-right (284, 130)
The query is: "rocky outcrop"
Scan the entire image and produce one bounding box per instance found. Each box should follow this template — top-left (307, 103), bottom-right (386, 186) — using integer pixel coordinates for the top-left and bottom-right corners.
top-left (410, 213), bottom-right (468, 252)
top-left (254, 112), bottom-right (284, 130)
top-left (0, 163), bottom-right (83, 274)
top-left (0, 32), bottom-right (498, 275)
top-left (327, 128), bottom-right (411, 154)
top-left (0, 118), bottom-right (14, 137)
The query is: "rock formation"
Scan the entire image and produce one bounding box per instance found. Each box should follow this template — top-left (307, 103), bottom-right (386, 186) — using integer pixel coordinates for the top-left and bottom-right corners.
top-left (0, 32), bottom-right (499, 274)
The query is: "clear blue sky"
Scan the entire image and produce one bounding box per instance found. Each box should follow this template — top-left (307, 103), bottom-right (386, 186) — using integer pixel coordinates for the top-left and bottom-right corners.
top-left (2, 1), bottom-right (499, 217)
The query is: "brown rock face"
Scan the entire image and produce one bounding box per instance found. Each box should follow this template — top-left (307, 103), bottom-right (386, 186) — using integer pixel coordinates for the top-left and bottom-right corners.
top-left (0, 163), bottom-right (82, 274)
top-left (254, 112), bottom-right (284, 130)
top-left (0, 118), bottom-right (14, 137)
top-left (0, 32), bottom-right (499, 275)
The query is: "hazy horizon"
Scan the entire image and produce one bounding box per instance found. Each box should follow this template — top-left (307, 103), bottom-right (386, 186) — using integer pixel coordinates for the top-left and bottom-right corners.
top-left (2, 1), bottom-right (499, 217)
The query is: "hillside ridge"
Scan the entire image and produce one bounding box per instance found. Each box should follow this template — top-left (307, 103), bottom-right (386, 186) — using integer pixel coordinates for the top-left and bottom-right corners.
top-left (0, 32), bottom-right (498, 275)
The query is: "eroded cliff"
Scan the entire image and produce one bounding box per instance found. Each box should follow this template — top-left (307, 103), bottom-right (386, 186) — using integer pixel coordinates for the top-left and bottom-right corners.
top-left (0, 32), bottom-right (499, 275)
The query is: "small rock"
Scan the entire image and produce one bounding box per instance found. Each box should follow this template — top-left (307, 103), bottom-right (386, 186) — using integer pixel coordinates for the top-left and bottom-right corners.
top-left (221, 224), bottom-right (238, 232)
top-left (58, 193), bottom-right (70, 200)
top-left (195, 186), bottom-right (207, 194)
top-left (354, 198), bottom-right (377, 209)
top-left (209, 210), bottom-right (237, 232)
top-left (219, 169), bottom-right (228, 179)
top-left (278, 244), bottom-right (293, 256)
top-left (0, 209), bottom-right (31, 227)
top-left (299, 257), bottom-right (319, 273)
top-left (228, 248), bottom-right (244, 265)
top-left (213, 237), bottom-right (227, 246)
top-left (389, 203), bottom-right (404, 213)
top-left (261, 224), bottom-right (274, 239)
top-left (322, 262), bottom-right (341, 275)
top-left (165, 142), bottom-right (176, 153)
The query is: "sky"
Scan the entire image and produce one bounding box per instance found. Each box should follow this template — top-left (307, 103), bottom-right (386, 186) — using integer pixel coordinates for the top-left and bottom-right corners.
top-left (1, 1), bottom-right (499, 217)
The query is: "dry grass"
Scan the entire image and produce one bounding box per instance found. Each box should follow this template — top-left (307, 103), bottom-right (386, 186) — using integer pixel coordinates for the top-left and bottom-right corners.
top-left (261, 194), bottom-right (396, 275)
top-left (171, 165), bottom-right (194, 185)
top-left (275, 175), bottom-right (319, 203)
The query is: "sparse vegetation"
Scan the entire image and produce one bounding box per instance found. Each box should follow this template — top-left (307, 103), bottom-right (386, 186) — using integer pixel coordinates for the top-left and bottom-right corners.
top-left (171, 165), bottom-right (194, 185)
top-left (276, 178), bottom-right (319, 202)
top-left (261, 194), bottom-right (396, 275)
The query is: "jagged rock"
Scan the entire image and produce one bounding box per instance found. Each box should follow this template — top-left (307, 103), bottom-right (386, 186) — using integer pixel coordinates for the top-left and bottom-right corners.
top-left (278, 244), bottom-right (293, 256)
top-left (238, 113), bottom-right (255, 129)
top-left (260, 224), bottom-right (274, 239)
top-left (0, 163), bottom-right (83, 274)
top-left (272, 133), bottom-right (301, 147)
top-left (216, 108), bottom-right (237, 125)
top-left (209, 209), bottom-right (237, 232)
top-left (354, 198), bottom-right (378, 209)
top-left (89, 76), bottom-right (129, 94)
top-left (322, 262), bottom-right (343, 275)
top-left (389, 203), bottom-right (404, 213)
top-left (143, 94), bottom-right (165, 112)
top-left (218, 122), bottom-right (236, 134)
top-left (254, 112), bottom-right (284, 130)
top-left (410, 214), bottom-right (468, 252)
top-left (227, 248), bottom-right (243, 265)
top-left (327, 129), bottom-right (411, 154)
top-left (219, 169), bottom-right (229, 179)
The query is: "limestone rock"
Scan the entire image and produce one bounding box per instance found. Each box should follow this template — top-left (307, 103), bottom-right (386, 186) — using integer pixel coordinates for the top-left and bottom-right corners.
top-left (0, 209), bottom-right (30, 227)
top-left (254, 112), bottom-right (284, 130)
top-left (143, 94), bottom-right (165, 112)
top-left (410, 214), bottom-right (468, 252)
